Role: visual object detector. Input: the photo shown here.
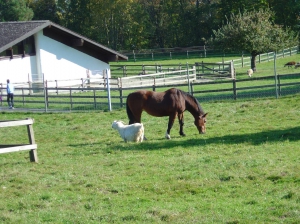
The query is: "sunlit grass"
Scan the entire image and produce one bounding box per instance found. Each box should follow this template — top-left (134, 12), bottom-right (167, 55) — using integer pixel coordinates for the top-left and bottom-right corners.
top-left (0, 93), bottom-right (299, 223)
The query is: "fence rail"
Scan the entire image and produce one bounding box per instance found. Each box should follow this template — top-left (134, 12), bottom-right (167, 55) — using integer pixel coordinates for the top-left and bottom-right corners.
top-left (119, 46), bottom-right (298, 62)
top-left (0, 118), bottom-right (38, 162)
top-left (226, 46), bottom-right (298, 69)
top-left (1, 73), bottom-right (300, 112)
top-left (118, 66), bottom-right (196, 88)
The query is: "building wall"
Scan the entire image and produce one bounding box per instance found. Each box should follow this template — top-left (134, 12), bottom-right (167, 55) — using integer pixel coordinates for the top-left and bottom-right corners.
top-left (0, 30), bottom-right (109, 88)
top-left (0, 56), bottom-right (34, 85)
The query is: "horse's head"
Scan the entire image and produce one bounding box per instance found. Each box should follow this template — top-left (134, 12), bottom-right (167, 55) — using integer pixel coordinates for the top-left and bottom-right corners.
top-left (194, 113), bottom-right (208, 134)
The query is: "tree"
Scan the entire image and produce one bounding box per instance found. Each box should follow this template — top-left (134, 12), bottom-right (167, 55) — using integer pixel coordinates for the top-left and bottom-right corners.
top-left (0, 0), bottom-right (33, 21)
top-left (27, 0), bottom-right (60, 23)
top-left (210, 9), bottom-right (298, 71)
top-left (267, 0), bottom-right (300, 29)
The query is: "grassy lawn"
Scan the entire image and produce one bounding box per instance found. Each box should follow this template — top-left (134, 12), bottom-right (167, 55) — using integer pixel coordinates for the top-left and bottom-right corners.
top-left (0, 93), bottom-right (299, 223)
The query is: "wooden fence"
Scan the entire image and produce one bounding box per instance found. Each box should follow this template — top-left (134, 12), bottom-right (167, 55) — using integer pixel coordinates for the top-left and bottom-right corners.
top-left (0, 118), bottom-right (38, 162)
top-left (225, 46), bottom-right (298, 69)
top-left (0, 73), bottom-right (300, 112)
top-left (119, 46), bottom-right (298, 62)
top-left (118, 66), bottom-right (197, 88)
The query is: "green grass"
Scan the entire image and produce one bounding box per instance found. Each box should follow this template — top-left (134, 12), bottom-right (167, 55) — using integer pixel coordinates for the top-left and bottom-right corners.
top-left (111, 53), bottom-right (300, 78)
top-left (0, 93), bottom-right (299, 223)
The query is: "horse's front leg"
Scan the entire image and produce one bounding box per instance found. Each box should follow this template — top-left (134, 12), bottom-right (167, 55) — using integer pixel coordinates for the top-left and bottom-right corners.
top-left (166, 114), bottom-right (176, 139)
top-left (178, 113), bottom-right (186, 136)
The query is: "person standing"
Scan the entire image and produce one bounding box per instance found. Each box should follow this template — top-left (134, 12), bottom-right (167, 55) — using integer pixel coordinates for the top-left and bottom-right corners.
top-left (6, 79), bottom-right (14, 109)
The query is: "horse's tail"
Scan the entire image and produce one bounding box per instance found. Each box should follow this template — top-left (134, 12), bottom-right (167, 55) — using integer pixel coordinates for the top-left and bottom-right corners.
top-left (126, 95), bottom-right (135, 124)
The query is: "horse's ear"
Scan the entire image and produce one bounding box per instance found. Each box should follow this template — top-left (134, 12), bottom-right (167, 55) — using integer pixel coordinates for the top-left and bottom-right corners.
top-left (200, 113), bottom-right (208, 118)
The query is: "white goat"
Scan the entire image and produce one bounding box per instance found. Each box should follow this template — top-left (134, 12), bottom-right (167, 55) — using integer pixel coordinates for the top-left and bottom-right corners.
top-left (247, 69), bottom-right (253, 77)
top-left (112, 120), bottom-right (144, 142)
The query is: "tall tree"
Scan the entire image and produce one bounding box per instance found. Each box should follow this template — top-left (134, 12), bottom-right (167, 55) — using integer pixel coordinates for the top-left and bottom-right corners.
top-left (0, 0), bottom-right (33, 21)
top-left (267, 0), bottom-right (300, 29)
top-left (210, 9), bottom-right (298, 71)
top-left (28, 0), bottom-right (60, 23)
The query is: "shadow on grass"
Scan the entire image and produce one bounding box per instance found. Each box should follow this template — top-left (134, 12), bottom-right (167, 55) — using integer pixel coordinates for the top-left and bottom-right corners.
top-left (68, 126), bottom-right (300, 151)
top-left (105, 126), bottom-right (300, 151)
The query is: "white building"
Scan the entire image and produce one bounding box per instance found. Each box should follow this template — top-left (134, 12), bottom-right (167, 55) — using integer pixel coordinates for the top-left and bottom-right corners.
top-left (0, 20), bottom-right (127, 88)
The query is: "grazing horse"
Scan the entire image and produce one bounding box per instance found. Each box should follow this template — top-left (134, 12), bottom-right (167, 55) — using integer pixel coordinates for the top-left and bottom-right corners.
top-left (284, 61), bottom-right (296, 68)
top-left (126, 88), bottom-right (208, 139)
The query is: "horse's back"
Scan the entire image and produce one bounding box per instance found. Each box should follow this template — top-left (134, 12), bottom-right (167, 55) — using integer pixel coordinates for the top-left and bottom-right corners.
top-left (127, 88), bottom-right (184, 117)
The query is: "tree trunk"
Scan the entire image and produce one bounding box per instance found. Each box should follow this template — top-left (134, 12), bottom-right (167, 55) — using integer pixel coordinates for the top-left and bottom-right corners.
top-left (251, 51), bottom-right (258, 72)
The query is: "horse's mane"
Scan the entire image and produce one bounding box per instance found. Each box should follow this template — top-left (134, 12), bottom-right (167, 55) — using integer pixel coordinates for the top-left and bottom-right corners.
top-left (179, 89), bottom-right (205, 114)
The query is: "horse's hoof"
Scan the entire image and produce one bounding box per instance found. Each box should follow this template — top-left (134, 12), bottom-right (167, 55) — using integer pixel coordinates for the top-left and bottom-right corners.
top-left (165, 133), bottom-right (171, 139)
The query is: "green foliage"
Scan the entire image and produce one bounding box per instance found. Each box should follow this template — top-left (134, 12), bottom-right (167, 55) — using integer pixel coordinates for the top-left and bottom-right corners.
top-left (28, 0), bottom-right (60, 23)
top-left (210, 9), bottom-right (298, 54)
top-left (0, 0), bottom-right (33, 21)
top-left (4, 0), bottom-right (299, 50)
top-left (0, 94), bottom-right (299, 223)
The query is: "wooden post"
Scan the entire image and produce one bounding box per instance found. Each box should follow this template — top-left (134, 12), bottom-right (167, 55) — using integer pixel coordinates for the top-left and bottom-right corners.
top-left (22, 88), bottom-right (25, 106)
top-left (120, 88), bottom-right (123, 108)
top-left (93, 89), bottom-right (96, 109)
top-left (55, 80), bottom-right (58, 94)
top-left (233, 79), bottom-right (237, 100)
top-left (277, 75), bottom-right (281, 96)
top-left (190, 82), bottom-right (194, 96)
top-left (26, 118), bottom-right (38, 162)
top-left (230, 61), bottom-right (235, 79)
top-left (0, 118), bottom-right (38, 163)
top-left (70, 89), bottom-right (73, 110)
top-left (0, 83), bottom-right (2, 106)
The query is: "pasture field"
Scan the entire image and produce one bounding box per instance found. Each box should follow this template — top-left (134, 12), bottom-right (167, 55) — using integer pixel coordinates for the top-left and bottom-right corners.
top-left (0, 93), bottom-right (299, 223)
top-left (111, 53), bottom-right (300, 79)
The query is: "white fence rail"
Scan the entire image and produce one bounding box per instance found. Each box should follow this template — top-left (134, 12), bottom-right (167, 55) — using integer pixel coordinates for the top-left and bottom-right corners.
top-left (225, 46), bottom-right (298, 69)
top-left (118, 66), bottom-right (197, 88)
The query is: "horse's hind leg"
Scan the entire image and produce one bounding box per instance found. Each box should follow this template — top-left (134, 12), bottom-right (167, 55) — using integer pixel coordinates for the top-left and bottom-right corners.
top-left (178, 113), bottom-right (186, 136)
top-left (166, 114), bottom-right (176, 139)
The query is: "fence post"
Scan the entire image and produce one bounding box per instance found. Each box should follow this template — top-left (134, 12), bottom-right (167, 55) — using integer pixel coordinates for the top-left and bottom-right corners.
top-left (70, 89), bottom-right (73, 110)
top-left (119, 88), bottom-right (123, 108)
top-left (22, 89), bottom-right (25, 106)
top-left (26, 118), bottom-right (38, 162)
top-left (233, 79), bottom-right (237, 100)
top-left (45, 80), bottom-right (49, 109)
top-left (43, 74), bottom-right (48, 112)
top-left (81, 78), bottom-right (84, 90)
top-left (242, 52), bottom-right (244, 67)
top-left (274, 53), bottom-right (279, 99)
top-left (93, 89), bottom-right (96, 109)
top-left (277, 75), bottom-right (281, 96)
top-left (186, 63), bottom-right (190, 94)
top-left (204, 45), bottom-right (206, 58)
top-left (55, 80), bottom-right (58, 94)
top-left (230, 61), bottom-right (235, 79)
top-left (106, 69), bottom-right (112, 111)
top-left (170, 52), bottom-right (172, 59)
top-left (0, 83), bottom-right (2, 106)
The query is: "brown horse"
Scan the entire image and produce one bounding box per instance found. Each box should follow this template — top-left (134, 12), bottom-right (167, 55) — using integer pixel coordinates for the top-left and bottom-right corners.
top-left (126, 88), bottom-right (208, 139)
